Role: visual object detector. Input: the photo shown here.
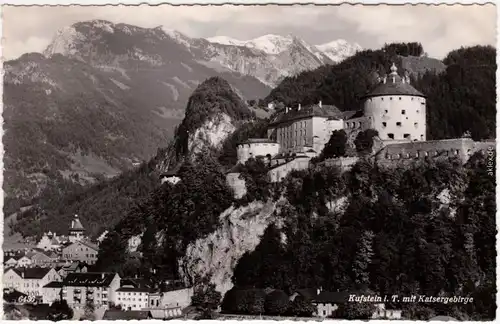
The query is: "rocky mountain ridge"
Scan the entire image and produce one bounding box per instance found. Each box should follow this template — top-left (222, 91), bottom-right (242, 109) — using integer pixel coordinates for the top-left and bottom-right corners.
top-left (3, 20), bottom-right (270, 215)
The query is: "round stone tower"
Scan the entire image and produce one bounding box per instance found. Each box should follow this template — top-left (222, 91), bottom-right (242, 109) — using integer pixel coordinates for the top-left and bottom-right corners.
top-left (363, 63), bottom-right (427, 142)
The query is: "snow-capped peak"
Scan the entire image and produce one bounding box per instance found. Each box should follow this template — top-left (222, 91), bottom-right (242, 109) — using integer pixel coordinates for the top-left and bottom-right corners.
top-left (315, 39), bottom-right (362, 63)
top-left (206, 36), bottom-right (246, 47)
top-left (207, 34), bottom-right (295, 55)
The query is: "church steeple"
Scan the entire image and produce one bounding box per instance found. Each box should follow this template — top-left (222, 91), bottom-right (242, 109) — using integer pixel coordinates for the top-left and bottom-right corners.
top-left (69, 214), bottom-right (85, 243)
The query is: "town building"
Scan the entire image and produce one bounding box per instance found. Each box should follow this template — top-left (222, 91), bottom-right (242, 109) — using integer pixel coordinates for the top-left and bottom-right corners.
top-left (116, 285), bottom-right (150, 310)
top-left (3, 267), bottom-right (62, 297)
top-left (290, 288), bottom-right (402, 319)
top-left (62, 240), bottom-right (99, 265)
top-left (159, 164), bottom-right (182, 185)
top-left (37, 231), bottom-right (62, 251)
top-left (41, 281), bottom-right (64, 305)
top-left (62, 272), bottom-right (121, 308)
top-left (69, 214), bottom-right (86, 243)
top-left (29, 250), bottom-right (59, 267)
top-left (149, 307), bottom-right (183, 319)
top-left (57, 262), bottom-right (88, 278)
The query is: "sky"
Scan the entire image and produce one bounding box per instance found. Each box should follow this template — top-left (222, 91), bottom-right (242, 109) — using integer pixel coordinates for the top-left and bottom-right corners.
top-left (2, 4), bottom-right (497, 60)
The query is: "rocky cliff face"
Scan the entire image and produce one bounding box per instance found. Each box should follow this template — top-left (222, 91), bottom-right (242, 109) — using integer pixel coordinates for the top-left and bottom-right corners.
top-left (179, 200), bottom-right (284, 294)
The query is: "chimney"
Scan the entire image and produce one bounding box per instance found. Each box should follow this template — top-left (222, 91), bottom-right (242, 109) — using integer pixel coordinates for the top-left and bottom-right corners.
top-left (285, 107), bottom-right (289, 113)
top-left (101, 273), bottom-right (105, 279)
top-left (318, 100), bottom-right (322, 108)
top-left (316, 288), bottom-right (321, 295)
top-left (298, 103), bottom-right (301, 111)
top-left (22, 272), bottom-right (25, 279)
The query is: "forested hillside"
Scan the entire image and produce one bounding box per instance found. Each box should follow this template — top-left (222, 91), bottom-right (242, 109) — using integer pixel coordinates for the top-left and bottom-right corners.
top-left (265, 44), bottom-right (494, 140)
top-left (12, 77), bottom-right (252, 239)
top-left (96, 151), bottom-right (496, 320)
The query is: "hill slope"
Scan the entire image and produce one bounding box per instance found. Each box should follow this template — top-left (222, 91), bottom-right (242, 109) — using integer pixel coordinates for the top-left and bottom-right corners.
top-left (11, 76), bottom-right (252, 239)
top-left (3, 20), bottom-right (271, 215)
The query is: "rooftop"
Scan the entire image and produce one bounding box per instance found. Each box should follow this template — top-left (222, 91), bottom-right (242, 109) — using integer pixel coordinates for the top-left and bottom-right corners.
top-left (70, 215), bottom-right (85, 232)
top-left (239, 138), bottom-right (277, 145)
top-left (43, 281), bottom-right (64, 288)
top-left (63, 272), bottom-right (117, 287)
top-left (269, 103), bottom-right (344, 126)
top-left (6, 267), bottom-right (53, 279)
top-left (363, 63), bottom-right (425, 99)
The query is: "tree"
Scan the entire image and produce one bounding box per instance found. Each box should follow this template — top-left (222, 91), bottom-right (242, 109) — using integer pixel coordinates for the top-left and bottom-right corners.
top-left (290, 295), bottom-right (316, 317)
top-left (82, 300), bottom-right (95, 320)
top-left (353, 230), bottom-right (375, 287)
top-left (322, 130), bottom-right (347, 159)
top-left (191, 275), bottom-right (222, 319)
top-left (334, 301), bottom-right (376, 319)
top-left (47, 300), bottom-right (74, 321)
top-left (264, 289), bottom-right (290, 315)
top-left (354, 129), bottom-right (379, 155)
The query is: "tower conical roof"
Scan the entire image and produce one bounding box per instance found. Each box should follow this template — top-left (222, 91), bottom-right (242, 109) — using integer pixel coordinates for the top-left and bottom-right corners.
top-left (363, 62), bottom-right (425, 98)
top-left (70, 215), bottom-right (85, 231)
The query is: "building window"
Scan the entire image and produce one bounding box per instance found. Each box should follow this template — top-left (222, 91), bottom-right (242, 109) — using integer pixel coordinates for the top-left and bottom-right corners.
top-left (382, 122), bottom-right (387, 127)
top-left (390, 97), bottom-right (393, 100)
top-left (404, 134), bottom-right (411, 139)
top-left (384, 109), bottom-right (388, 113)
top-left (401, 110), bottom-right (406, 115)
top-left (416, 110), bottom-right (420, 113)
top-left (388, 133), bottom-right (395, 140)
top-left (396, 122), bottom-right (402, 127)
top-left (399, 97), bottom-right (402, 100)
top-left (414, 122), bottom-right (418, 128)
top-left (421, 135), bottom-right (424, 140)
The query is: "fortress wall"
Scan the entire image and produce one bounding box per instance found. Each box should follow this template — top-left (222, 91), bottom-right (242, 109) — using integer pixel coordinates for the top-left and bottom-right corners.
top-left (268, 157), bottom-right (310, 182)
top-left (380, 138), bottom-right (479, 162)
top-left (237, 142), bottom-right (280, 164)
top-left (321, 157), bottom-right (359, 172)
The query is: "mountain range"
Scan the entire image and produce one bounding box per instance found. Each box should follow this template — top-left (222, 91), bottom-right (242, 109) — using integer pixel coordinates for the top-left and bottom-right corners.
top-left (3, 19), bottom-right (362, 217)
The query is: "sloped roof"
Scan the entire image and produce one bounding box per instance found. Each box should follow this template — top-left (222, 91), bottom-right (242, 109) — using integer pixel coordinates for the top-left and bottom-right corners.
top-left (63, 272), bottom-right (117, 287)
top-left (71, 217), bottom-right (85, 231)
top-left (364, 79), bottom-right (425, 98)
top-left (313, 291), bottom-right (351, 303)
top-left (363, 64), bottom-right (425, 99)
top-left (239, 138), bottom-right (277, 145)
top-left (160, 163), bottom-right (182, 177)
top-left (79, 240), bottom-right (99, 251)
top-left (43, 281), bottom-right (64, 288)
top-left (3, 289), bottom-right (28, 303)
top-left (8, 267), bottom-right (53, 279)
top-left (116, 286), bottom-right (152, 293)
top-left (294, 288), bottom-right (318, 300)
top-left (269, 104), bottom-right (343, 126)
top-left (103, 310), bottom-right (152, 320)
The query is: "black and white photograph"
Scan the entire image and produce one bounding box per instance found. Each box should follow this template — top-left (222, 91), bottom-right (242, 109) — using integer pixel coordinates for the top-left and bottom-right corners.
top-left (1, 1), bottom-right (497, 321)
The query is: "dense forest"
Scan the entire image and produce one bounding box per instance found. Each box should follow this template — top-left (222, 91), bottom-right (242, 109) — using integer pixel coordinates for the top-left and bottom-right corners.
top-left (95, 148), bottom-right (496, 320)
top-left (265, 45), bottom-right (495, 140)
top-left (227, 153), bottom-right (496, 320)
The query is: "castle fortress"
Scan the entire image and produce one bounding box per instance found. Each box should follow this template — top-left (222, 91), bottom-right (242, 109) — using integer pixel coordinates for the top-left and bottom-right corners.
top-left (227, 63), bottom-right (494, 193)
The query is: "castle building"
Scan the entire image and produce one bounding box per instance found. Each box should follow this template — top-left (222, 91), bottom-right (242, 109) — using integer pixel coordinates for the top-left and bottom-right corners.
top-left (69, 214), bottom-right (85, 243)
top-left (224, 62), bottom-right (495, 192)
top-left (266, 102), bottom-right (350, 155)
top-left (362, 63), bottom-right (426, 142)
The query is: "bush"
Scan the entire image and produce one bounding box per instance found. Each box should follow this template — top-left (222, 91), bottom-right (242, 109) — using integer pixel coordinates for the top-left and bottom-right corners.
top-left (264, 289), bottom-right (290, 315)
